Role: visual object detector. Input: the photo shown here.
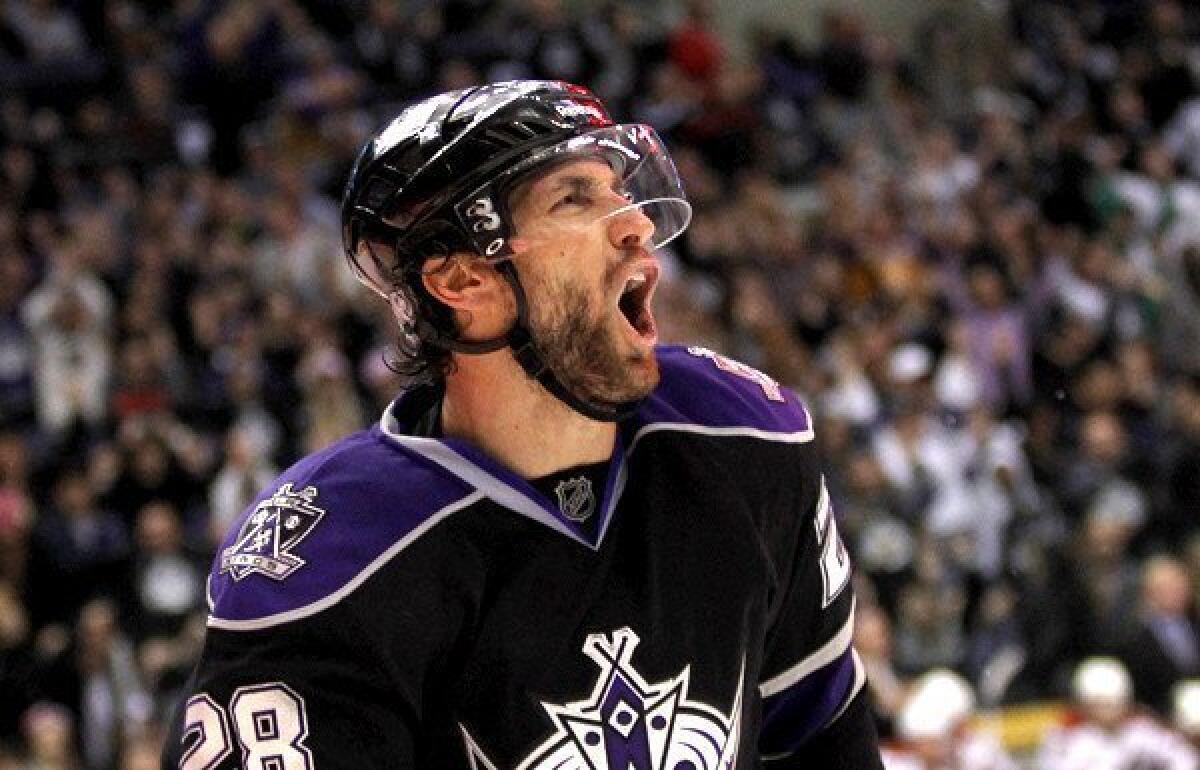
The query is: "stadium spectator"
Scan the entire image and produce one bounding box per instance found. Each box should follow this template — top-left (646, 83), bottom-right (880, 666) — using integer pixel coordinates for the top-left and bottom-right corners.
top-left (1119, 556), bottom-right (1200, 716)
top-left (28, 469), bottom-right (128, 629)
top-left (892, 575), bottom-right (967, 675)
top-left (38, 599), bottom-right (150, 770)
top-left (0, 431), bottom-right (32, 590)
top-left (295, 338), bottom-right (364, 454)
top-left (20, 702), bottom-right (79, 770)
top-left (20, 259), bottom-right (112, 445)
top-left (206, 427), bottom-right (277, 549)
top-left (1055, 506), bottom-right (1142, 658)
top-left (0, 580), bottom-right (37, 742)
top-left (98, 419), bottom-right (207, 531)
top-left (126, 502), bottom-right (205, 644)
top-left (2, 0), bottom-right (87, 64)
top-left (856, 602), bottom-right (907, 736)
top-left (965, 581), bottom-right (1031, 706)
top-left (0, 251), bottom-right (35, 429)
top-left (115, 731), bottom-right (160, 770)
top-left (668, 0), bottom-right (723, 87)
top-left (1162, 376), bottom-right (1200, 544)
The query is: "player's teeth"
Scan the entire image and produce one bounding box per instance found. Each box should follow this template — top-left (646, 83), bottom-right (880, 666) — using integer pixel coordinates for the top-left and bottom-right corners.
top-left (624, 273), bottom-right (646, 292)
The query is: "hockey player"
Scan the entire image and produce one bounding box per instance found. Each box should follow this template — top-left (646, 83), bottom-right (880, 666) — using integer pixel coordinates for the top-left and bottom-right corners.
top-left (1036, 657), bottom-right (1197, 770)
top-left (881, 669), bottom-right (1018, 770)
top-left (162, 81), bottom-right (883, 769)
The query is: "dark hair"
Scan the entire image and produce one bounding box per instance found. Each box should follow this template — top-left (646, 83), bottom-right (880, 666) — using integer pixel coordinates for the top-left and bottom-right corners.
top-left (384, 280), bottom-right (457, 385)
top-left (381, 233), bottom-right (467, 385)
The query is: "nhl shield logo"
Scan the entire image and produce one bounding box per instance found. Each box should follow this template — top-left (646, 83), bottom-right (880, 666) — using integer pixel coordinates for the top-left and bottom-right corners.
top-left (555, 477), bottom-right (595, 522)
top-left (220, 482), bottom-right (325, 581)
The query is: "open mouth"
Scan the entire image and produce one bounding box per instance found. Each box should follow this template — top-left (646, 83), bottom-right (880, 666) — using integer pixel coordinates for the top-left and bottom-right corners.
top-left (616, 263), bottom-right (658, 343)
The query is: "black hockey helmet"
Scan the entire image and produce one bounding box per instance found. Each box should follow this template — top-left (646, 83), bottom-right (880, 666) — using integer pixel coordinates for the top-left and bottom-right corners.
top-left (341, 80), bottom-right (691, 421)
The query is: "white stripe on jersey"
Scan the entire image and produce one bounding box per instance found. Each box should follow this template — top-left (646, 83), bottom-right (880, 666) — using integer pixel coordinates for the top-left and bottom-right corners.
top-left (759, 596), bottom-right (856, 698)
top-left (628, 420), bottom-right (815, 448)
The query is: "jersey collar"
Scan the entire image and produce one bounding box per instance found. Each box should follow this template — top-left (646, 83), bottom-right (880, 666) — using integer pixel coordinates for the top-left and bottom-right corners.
top-left (378, 395), bottom-right (631, 550)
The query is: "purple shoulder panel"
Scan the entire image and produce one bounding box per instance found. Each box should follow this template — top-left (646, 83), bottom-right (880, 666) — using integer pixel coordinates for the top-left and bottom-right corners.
top-left (633, 346), bottom-right (812, 436)
top-left (207, 425), bottom-right (476, 624)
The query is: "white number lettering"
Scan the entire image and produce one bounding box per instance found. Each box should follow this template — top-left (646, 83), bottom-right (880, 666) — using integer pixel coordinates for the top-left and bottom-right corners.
top-left (814, 479), bottom-right (851, 608)
top-left (686, 346), bottom-right (785, 402)
top-left (465, 198), bottom-right (501, 232)
top-left (181, 695), bottom-right (232, 770)
top-left (231, 683), bottom-right (314, 770)
top-left (180, 685), bottom-right (313, 770)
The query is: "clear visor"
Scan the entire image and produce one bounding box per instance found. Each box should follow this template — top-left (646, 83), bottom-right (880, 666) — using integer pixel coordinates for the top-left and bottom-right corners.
top-left (348, 124), bottom-right (691, 297)
top-left (498, 124), bottom-right (692, 255)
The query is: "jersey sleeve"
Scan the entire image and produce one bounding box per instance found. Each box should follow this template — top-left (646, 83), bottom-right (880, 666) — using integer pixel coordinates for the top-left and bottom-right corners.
top-left (646, 346), bottom-right (879, 763)
top-left (163, 597), bottom-right (420, 770)
top-left (163, 429), bottom-right (482, 770)
top-left (756, 443), bottom-right (878, 765)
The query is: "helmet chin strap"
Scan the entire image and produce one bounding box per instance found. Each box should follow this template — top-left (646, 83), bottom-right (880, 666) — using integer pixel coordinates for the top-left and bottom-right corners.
top-left (435, 261), bottom-right (641, 422)
top-left (413, 260), bottom-right (643, 421)
top-left (498, 261), bottom-right (643, 423)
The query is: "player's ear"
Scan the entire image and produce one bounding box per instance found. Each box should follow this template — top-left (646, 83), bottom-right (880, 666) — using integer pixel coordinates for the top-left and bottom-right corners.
top-left (421, 254), bottom-right (514, 337)
top-left (422, 254), bottom-right (491, 304)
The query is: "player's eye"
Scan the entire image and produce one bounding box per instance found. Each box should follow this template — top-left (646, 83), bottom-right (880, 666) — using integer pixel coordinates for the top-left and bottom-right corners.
top-left (552, 192), bottom-right (592, 211)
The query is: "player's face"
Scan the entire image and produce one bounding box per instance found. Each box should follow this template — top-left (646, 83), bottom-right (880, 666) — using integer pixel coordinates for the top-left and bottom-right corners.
top-left (506, 158), bottom-right (661, 407)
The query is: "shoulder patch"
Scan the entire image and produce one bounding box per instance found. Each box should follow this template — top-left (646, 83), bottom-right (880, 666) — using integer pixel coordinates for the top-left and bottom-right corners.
top-left (631, 346), bottom-right (813, 441)
top-left (207, 427), bottom-right (479, 629)
top-left (220, 482), bottom-right (326, 582)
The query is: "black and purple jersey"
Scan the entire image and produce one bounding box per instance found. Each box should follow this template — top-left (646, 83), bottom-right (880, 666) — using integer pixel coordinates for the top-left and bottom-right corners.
top-left (165, 346), bottom-right (881, 770)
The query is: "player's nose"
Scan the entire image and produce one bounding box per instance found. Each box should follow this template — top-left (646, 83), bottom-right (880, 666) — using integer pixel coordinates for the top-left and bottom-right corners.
top-left (606, 203), bottom-right (655, 252)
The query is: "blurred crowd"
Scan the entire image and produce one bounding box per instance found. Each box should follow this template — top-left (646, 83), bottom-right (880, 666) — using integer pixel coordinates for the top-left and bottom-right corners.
top-left (1, 0), bottom-right (1200, 768)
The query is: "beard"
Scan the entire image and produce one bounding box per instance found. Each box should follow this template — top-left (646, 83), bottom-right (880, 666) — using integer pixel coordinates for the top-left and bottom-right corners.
top-left (525, 270), bottom-right (659, 409)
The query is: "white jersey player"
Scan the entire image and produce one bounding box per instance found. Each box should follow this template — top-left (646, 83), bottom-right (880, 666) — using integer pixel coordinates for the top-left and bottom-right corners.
top-left (881, 669), bottom-right (1019, 770)
top-left (1036, 657), bottom-right (1198, 770)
